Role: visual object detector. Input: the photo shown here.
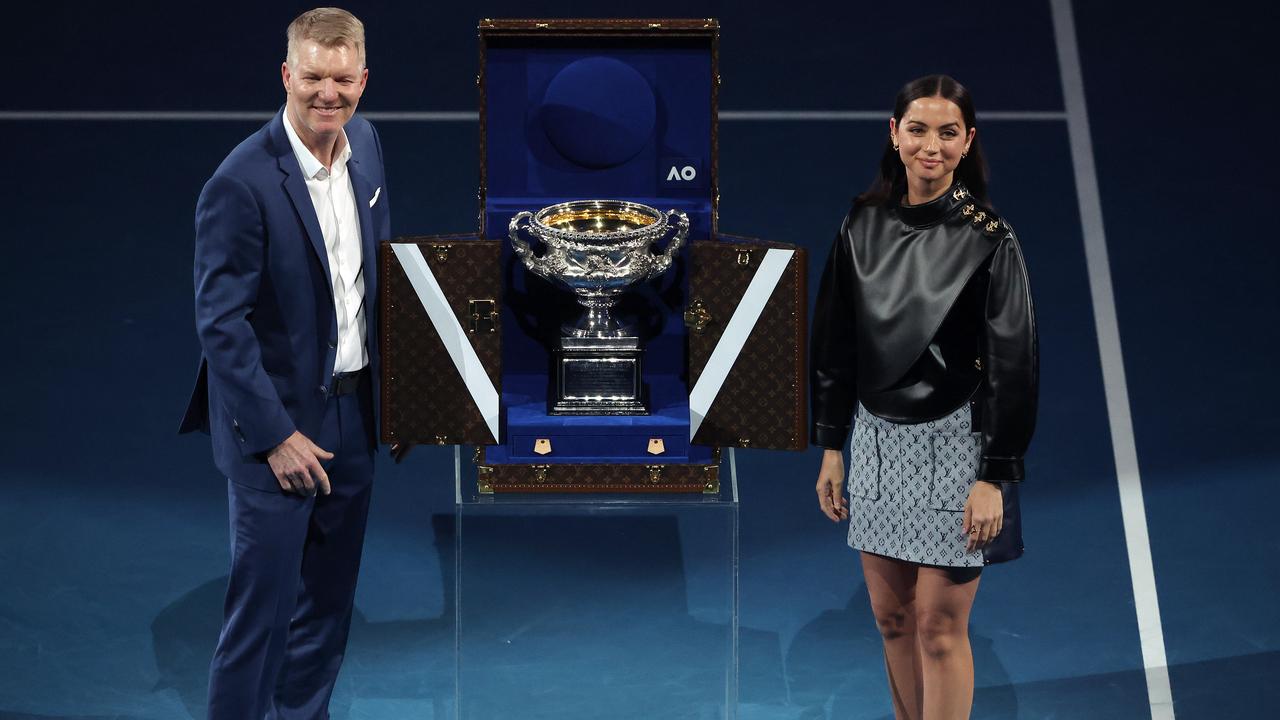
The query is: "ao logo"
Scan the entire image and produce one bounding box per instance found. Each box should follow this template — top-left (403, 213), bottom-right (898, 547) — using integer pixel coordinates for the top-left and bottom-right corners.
top-left (666, 165), bottom-right (697, 181)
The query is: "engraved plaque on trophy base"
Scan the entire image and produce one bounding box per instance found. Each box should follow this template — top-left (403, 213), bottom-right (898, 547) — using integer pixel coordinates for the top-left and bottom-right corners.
top-left (551, 336), bottom-right (647, 415)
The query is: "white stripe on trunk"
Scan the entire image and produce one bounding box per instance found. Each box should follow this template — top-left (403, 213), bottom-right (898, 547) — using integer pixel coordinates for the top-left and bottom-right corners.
top-left (391, 243), bottom-right (500, 443)
top-left (689, 248), bottom-right (794, 439)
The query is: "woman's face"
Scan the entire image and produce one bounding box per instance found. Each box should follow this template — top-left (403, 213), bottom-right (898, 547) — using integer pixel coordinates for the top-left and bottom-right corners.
top-left (889, 96), bottom-right (976, 187)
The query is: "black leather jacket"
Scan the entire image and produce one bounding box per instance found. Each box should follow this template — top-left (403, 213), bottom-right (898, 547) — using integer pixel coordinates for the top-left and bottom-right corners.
top-left (810, 184), bottom-right (1038, 482)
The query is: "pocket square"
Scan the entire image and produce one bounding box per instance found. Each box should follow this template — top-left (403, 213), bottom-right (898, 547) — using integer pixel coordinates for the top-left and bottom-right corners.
top-left (369, 187), bottom-right (381, 208)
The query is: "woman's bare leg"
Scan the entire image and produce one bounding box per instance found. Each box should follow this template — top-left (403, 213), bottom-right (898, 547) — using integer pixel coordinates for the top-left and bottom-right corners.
top-left (861, 552), bottom-right (923, 720)
top-left (915, 565), bottom-right (982, 720)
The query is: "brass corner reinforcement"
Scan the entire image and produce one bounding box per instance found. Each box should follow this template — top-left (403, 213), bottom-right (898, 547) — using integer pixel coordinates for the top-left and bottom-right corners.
top-left (477, 465), bottom-right (494, 493)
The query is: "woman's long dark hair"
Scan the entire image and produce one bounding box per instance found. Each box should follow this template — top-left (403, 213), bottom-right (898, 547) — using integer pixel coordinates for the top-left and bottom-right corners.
top-left (856, 75), bottom-right (990, 207)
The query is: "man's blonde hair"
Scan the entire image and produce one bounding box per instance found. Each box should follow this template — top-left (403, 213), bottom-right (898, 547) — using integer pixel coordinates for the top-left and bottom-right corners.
top-left (286, 7), bottom-right (366, 68)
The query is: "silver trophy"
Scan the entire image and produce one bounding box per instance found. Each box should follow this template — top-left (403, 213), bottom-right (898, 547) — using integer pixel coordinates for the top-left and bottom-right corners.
top-left (509, 199), bottom-right (689, 415)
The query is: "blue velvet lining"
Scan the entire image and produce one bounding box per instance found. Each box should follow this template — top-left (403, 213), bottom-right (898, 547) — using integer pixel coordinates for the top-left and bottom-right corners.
top-left (485, 374), bottom-right (714, 465)
top-left (540, 57), bottom-right (656, 169)
top-left (484, 44), bottom-right (713, 237)
top-left (483, 38), bottom-right (714, 463)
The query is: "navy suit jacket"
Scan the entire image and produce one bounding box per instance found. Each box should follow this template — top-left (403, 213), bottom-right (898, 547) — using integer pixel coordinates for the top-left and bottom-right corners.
top-left (180, 109), bottom-right (389, 489)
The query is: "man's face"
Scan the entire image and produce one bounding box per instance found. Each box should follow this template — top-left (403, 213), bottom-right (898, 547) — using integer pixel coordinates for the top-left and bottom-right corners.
top-left (282, 39), bottom-right (367, 141)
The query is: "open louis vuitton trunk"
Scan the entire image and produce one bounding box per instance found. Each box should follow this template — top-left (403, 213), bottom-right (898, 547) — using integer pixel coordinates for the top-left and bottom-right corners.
top-left (380, 19), bottom-right (807, 492)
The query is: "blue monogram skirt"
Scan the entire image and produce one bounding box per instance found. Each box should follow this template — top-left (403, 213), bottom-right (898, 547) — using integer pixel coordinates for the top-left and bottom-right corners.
top-left (847, 402), bottom-right (1023, 567)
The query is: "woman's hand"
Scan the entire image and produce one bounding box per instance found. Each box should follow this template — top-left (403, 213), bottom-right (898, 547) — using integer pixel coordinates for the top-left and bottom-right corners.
top-left (964, 480), bottom-right (1004, 552)
top-left (816, 449), bottom-right (849, 522)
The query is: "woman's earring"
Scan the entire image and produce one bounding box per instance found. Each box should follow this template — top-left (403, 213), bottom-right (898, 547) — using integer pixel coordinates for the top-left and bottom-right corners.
top-left (962, 149), bottom-right (969, 158)
top-left (892, 142), bottom-right (900, 152)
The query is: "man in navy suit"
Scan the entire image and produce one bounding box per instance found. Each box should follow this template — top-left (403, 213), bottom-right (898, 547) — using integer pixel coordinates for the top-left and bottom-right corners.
top-left (178, 8), bottom-right (395, 718)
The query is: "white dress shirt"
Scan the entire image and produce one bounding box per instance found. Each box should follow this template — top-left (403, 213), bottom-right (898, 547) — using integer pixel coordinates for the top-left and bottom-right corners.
top-left (282, 114), bottom-right (367, 374)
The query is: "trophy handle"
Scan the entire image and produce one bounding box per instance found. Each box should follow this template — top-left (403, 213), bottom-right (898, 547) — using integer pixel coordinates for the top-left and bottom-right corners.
top-left (649, 209), bottom-right (690, 277)
top-left (507, 211), bottom-right (551, 279)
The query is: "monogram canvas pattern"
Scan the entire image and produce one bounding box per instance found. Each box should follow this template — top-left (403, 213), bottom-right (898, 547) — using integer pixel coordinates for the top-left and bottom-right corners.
top-left (847, 403), bottom-right (985, 567)
top-left (379, 236), bottom-right (502, 445)
top-left (688, 236), bottom-right (806, 450)
top-left (478, 447), bottom-right (720, 493)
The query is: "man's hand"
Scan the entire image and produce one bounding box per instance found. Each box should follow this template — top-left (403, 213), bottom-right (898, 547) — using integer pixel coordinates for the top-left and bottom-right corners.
top-left (963, 480), bottom-right (1004, 552)
top-left (816, 449), bottom-right (849, 522)
top-left (267, 431), bottom-right (334, 496)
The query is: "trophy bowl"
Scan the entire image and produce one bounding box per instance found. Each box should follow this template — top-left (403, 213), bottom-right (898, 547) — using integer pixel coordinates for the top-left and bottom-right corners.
top-left (509, 200), bottom-right (689, 415)
top-left (508, 199), bottom-right (689, 337)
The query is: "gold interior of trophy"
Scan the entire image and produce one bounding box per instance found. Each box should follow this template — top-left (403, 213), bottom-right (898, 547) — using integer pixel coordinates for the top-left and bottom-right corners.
top-left (542, 209), bottom-right (659, 234)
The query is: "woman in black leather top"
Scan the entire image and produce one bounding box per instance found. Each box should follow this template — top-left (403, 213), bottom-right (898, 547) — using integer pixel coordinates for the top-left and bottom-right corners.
top-left (811, 75), bottom-right (1038, 719)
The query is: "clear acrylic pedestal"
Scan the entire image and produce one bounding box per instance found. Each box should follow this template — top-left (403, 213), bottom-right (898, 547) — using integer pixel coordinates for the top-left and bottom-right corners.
top-left (454, 448), bottom-right (740, 720)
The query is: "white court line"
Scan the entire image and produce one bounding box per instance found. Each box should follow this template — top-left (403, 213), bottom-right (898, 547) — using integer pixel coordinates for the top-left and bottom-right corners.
top-left (1050, 1), bottom-right (1174, 718)
top-left (0, 109), bottom-right (1064, 122)
top-left (454, 446), bottom-right (462, 506)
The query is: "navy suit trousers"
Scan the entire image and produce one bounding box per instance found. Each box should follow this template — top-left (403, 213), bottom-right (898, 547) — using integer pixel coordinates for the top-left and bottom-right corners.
top-left (207, 376), bottom-right (374, 720)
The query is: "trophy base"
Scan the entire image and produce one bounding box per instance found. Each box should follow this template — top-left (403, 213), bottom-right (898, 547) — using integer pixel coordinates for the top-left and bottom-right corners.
top-left (551, 336), bottom-right (647, 416)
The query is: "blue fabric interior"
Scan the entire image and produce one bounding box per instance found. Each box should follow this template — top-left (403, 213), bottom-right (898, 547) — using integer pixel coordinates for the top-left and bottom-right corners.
top-left (484, 37), bottom-right (714, 464)
top-left (484, 374), bottom-right (715, 465)
top-left (540, 56), bottom-right (657, 169)
top-left (484, 41), bottom-right (714, 240)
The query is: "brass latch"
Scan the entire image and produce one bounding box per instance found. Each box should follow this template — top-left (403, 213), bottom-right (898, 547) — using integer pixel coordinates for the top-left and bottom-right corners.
top-left (469, 299), bottom-right (496, 333)
top-left (532, 465), bottom-right (551, 483)
top-left (533, 438), bottom-right (552, 455)
top-left (684, 299), bottom-right (712, 333)
top-left (432, 244), bottom-right (450, 263)
top-left (736, 249), bottom-right (752, 267)
top-left (738, 437), bottom-right (753, 448)
top-left (646, 465), bottom-right (664, 484)
top-left (647, 438), bottom-right (666, 455)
